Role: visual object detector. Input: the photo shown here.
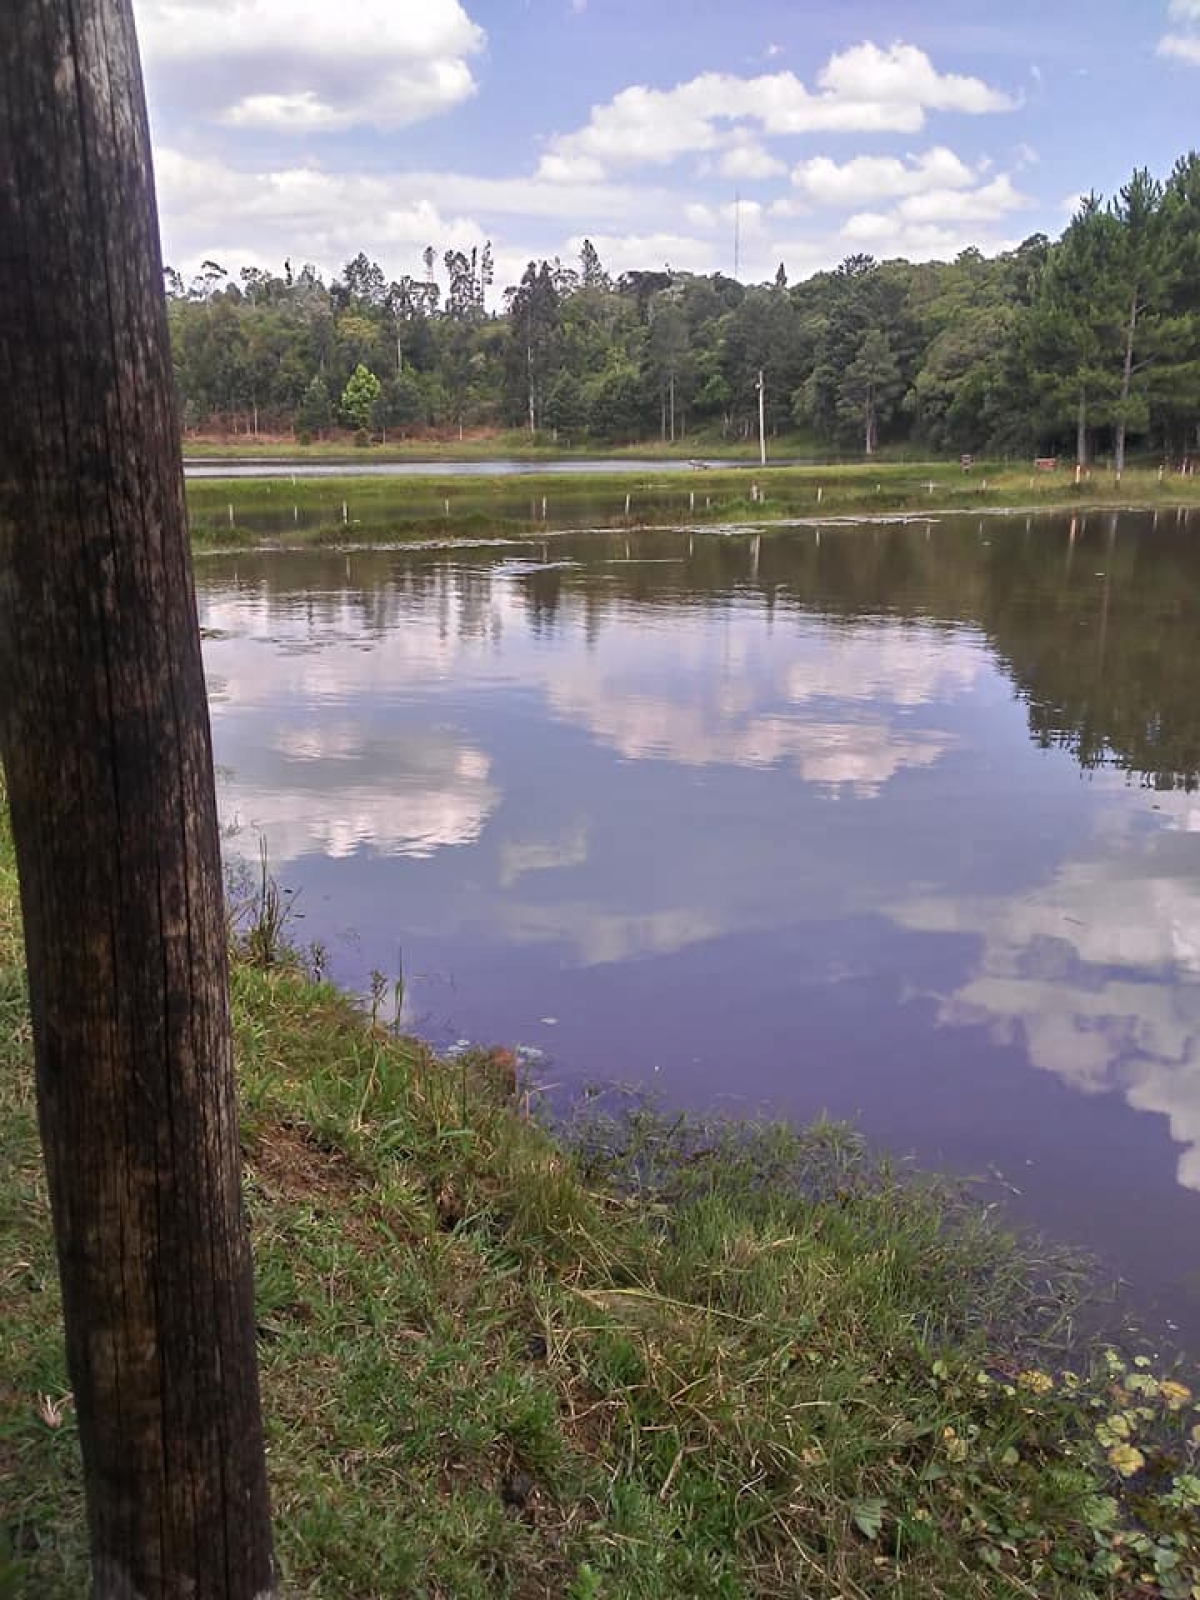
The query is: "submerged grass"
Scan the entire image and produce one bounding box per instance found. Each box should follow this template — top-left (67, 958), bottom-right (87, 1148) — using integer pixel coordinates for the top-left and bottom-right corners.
top-left (185, 462), bottom-right (1200, 550)
top-left (2, 797), bottom-right (1200, 1597)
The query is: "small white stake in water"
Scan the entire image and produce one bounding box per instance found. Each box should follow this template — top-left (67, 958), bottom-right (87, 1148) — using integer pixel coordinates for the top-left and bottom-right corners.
top-left (817, 486), bottom-right (823, 504)
top-left (541, 496), bottom-right (547, 520)
top-left (624, 492), bottom-right (631, 516)
top-left (228, 503), bottom-right (234, 526)
top-left (444, 497), bottom-right (450, 516)
top-left (342, 501), bottom-right (348, 524)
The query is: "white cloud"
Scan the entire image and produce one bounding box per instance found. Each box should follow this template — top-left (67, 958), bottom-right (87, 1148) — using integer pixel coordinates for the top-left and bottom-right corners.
top-left (839, 214), bottom-right (1020, 260)
top-left (536, 41), bottom-right (1015, 180)
top-left (136, 0), bottom-right (485, 131)
top-left (818, 41), bottom-right (1012, 115)
top-left (792, 146), bottom-right (976, 207)
top-left (683, 199), bottom-right (765, 233)
top-left (718, 138), bottom-right (787, 182)
top-left (152, 147), bottom-right (681, 285)
top-left (837, 172), bottom-right (1030, 259)
top-left (154, 149), bottom-right (483, 275)
top-left (684, 202), bottom-right (717, 230)
top-left (765, 237), bottom-right (839, 277)
top-left (1160, 0), bottom-right (1200, 62)
top-left (221, 92), bottom-right (344, 132)
top-left (894, 173), bottom-right (1029, 223)
top-left (1159, 31), bottom-right (1200, 62)
top-left (151, 140), bottom-right (1033, 291)
top-left (564, 230), bottom-right (716, 276)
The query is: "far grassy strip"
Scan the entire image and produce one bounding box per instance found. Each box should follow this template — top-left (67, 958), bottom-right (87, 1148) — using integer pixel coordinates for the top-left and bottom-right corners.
top-left (2, 796), bottom-right (1199, 1597)
top-left (181, 429), bottom-right (812, 463)
top-left (186, 463), bottom-right (1200, 549)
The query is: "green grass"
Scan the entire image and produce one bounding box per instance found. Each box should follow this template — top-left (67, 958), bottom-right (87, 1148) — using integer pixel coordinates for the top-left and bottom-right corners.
top-left (2, 795), bottom-right (1200, 1597)
top-left (181, 428), bottom-right (812, 463)
top-left (185, 462), bottom-right (1200, 550)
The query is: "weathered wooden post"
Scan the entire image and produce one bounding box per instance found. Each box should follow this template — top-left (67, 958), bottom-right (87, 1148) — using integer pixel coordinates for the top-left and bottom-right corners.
top-left (0, 2), bottom-right (275, 1596)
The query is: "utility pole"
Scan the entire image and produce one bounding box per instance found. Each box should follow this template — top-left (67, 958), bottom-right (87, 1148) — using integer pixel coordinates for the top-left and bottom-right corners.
top-left (0, 2), bottom-right (275, 1596)
top-left (756, 368), bottom-right (767, 466)
top-left (734, 191), bottom-right (742, 282)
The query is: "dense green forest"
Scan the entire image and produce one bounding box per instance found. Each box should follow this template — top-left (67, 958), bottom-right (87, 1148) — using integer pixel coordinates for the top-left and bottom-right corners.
top-left (167, 153), bottom-right (1200, 462)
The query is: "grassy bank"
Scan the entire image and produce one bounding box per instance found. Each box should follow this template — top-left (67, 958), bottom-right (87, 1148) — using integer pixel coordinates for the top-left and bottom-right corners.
top-left (3, 806), bottom-right (1200, 1597)
top-left (181, 429), bottom-right (808, 463)
top-left (186, 463), bottom-right (1200, 549)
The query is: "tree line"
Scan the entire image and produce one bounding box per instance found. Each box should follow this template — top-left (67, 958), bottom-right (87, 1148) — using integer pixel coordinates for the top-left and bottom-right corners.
top-left (167, 152), bottom-right (1200, 462)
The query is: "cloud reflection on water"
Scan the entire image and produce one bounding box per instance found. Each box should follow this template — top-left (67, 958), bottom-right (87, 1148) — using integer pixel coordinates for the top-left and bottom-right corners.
top-left (890, 791), bottom-right (1200, 1189)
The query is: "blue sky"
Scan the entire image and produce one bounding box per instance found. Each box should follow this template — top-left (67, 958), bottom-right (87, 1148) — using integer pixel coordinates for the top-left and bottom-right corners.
top-left (136, 0), bottom-right (1200, 298)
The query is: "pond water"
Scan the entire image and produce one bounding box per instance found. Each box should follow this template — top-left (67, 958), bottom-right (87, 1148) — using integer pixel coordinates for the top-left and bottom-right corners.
top-left (197, 510), bottom-right (1200, 1341)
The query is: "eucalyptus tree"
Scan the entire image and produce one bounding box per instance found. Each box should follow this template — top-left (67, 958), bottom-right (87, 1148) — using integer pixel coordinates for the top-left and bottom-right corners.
top-left (838, 329), bottom-right (904, 455)
top-left (505, 262), bottom-right (562, 431)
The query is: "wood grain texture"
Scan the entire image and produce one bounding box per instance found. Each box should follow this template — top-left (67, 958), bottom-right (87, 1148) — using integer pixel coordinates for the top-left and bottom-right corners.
top-left (0, 3), bottom-right (275, 1594)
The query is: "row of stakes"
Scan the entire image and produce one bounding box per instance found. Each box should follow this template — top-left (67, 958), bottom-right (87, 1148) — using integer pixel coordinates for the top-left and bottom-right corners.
top-left (223, 490), bottom-right (736, 527)
top-left (218, 482), bottom-right (945, 527)
top-left (219, 483), bottom-right (918, 527)
top-left (224, 471), bottom-right (1164, 529)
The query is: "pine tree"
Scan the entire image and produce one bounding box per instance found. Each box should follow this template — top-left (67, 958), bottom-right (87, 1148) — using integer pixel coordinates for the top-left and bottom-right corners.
top-left (340, 363), bottom-right (382, 432)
